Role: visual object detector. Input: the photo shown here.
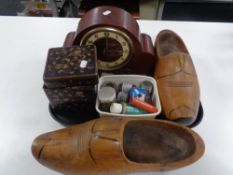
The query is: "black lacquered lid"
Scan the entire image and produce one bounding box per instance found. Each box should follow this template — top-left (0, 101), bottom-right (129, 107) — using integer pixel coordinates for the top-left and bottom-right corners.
top-left (43, 45), bottom-right (98, 88)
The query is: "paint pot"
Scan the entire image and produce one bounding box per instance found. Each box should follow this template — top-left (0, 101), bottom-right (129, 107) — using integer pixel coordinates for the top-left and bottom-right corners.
top-left (116, 91), bottom-right (128, 103)
top-left (140, 80), bottom-right (154, 94)
top-left (98, 86), bottom-right (116, 112)
top-left (118, 82), bottom-right (135, 93)
top-left (110, 102), bottom-right (148, 115)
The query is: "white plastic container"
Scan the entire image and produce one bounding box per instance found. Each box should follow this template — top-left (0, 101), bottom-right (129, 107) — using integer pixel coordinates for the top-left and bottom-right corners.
top-left (96, 75), bottom-right (161, 118)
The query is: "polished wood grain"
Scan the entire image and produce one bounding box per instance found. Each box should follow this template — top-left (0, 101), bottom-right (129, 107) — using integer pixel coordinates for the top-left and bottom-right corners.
top-left (32, 117), bottom-right (204, 175)
top-left (154, 29), bottom-right (200, 126)
top-left (63, 6), bottom-right (155, 76)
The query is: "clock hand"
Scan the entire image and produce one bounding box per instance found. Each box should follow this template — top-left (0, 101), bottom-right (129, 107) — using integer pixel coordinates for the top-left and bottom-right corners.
top-left (106, 37), bottom-right (109, 56)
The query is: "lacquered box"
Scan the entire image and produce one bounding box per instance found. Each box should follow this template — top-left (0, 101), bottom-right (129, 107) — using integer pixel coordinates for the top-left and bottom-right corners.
top-left (43, 45), bottom-right (99, 124)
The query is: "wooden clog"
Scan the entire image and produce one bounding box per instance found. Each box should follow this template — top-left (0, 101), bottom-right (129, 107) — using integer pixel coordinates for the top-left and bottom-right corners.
top-left (32, 117), bottom-right (204, 175)
top-left (154, 29), bottom-right (200, 126)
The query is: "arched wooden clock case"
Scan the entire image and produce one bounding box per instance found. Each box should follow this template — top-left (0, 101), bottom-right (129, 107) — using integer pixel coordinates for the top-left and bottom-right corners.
top-left (63, 6), bottom-right (155, 75)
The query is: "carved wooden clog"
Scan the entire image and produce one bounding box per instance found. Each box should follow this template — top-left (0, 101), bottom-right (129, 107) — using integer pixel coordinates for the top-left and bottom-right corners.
top-left (154, 29), bottom-right (200, 126)
top-left (32, 117), bottom-right (204, 175)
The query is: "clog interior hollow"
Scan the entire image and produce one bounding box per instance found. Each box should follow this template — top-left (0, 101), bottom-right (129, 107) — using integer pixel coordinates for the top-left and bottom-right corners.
top-left (156, 30), bottom-right (188, 57)
top-left (123, 120), bottom-right (195, 163)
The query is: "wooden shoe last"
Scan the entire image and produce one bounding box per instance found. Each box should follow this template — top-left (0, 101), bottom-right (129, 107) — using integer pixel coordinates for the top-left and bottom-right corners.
top-left (154, 30), bottom-right (200, 125)
top-left (32, 117), bottom-right (204, 175)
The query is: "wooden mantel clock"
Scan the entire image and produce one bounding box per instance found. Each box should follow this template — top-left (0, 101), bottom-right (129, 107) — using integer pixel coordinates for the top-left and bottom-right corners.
top-left (63, 6), bottom-right (155, 75)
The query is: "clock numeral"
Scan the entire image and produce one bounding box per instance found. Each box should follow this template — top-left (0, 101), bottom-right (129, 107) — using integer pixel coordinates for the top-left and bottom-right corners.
top-left (94, 34), bottom-right (98, 38)
top-left (122, 42), bottom-right (127, 46)
top-left (115, 34), bottom-right (119, 39)
top-left (124, 49), bottom-right (128, 54)
top-left (98, 61), bottom-right (103, 67)
top-left (104, 32), bottom-right (109, 37)
top-left (121, 57), bottom-right (125, 61)
top-left (87, 40), bottom-right (93, 44)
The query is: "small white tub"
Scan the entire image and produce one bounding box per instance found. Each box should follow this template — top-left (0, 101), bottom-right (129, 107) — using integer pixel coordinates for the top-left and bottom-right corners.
top-left (96, 75), bottom-right (161, 118)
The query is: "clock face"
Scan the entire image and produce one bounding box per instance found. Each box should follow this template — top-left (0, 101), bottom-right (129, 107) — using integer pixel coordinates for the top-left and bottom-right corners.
top-left (80, 27), bottom-right (132, 71)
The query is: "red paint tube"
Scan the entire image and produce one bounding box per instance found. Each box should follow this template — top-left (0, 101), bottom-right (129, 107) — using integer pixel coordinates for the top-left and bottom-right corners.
top-left (130, 98), bottom-right (158, 113)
